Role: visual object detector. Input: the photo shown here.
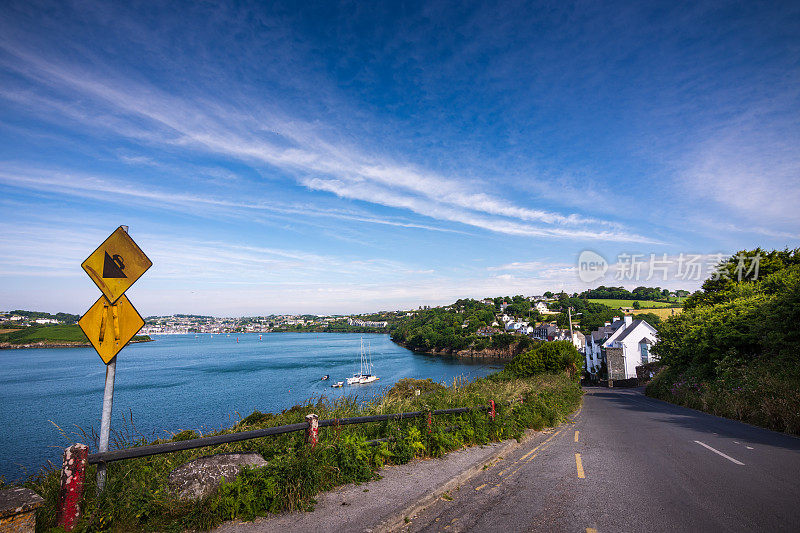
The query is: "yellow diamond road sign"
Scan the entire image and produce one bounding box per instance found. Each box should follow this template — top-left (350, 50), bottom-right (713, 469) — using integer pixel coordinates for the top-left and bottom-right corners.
top-left (78, 295), bottom-right (145, 364)
top-left (82, 226), bottom-right (152, 304)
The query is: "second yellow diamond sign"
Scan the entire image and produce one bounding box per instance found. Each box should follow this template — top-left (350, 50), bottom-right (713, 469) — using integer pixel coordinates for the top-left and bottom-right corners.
top-left (78, 295), bottom-right (145, 364)
top-left (81, 226), bottom-right (152, 304)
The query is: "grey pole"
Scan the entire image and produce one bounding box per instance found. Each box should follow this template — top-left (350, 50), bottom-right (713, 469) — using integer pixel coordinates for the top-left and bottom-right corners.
top-left (96, 356), bottom-right (116, 491)
top-left (96, 225), bottom-right (126, 491)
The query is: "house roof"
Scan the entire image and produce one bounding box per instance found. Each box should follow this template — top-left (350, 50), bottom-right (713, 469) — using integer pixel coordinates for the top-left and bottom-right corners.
top-left (614, 320), bottom-right (657, 343)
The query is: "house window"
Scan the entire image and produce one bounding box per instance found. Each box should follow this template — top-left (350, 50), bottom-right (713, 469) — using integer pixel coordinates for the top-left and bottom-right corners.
top-left (640, 342), bottom-right (649, 363)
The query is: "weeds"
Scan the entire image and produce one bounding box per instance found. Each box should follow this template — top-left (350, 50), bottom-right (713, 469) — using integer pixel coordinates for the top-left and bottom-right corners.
top-left (25, 373), bottom-right (581, 532)
top-left (646, 362), bottom-right (800, 434)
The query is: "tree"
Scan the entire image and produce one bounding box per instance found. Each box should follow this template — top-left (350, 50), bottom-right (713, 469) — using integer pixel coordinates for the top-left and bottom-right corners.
top-left (633, 301), bottom-right (641, 309)
top-left (543, 291), bottom-right (554, 298)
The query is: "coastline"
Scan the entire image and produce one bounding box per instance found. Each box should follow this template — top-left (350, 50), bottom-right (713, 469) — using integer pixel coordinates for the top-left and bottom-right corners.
top-left (391, 338), bottom-right (528, 360)
top-left (0, 337), bottom-right (154, 349)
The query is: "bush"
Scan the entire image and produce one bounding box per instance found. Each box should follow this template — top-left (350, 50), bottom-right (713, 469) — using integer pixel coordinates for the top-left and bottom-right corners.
top-left (505, 341), bottom-right (581, 378)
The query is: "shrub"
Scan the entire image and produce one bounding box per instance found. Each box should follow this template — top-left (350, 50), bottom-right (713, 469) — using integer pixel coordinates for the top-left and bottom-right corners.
top-left (505, 341), bottom-right (581, 378)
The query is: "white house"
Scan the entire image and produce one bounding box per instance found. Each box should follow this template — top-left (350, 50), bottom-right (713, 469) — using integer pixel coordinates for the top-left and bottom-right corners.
top-left (602, 316), bottom-right (658, 380)
top-left (505, 321), bottom-right (529, 332)
top-left (535, 301), bottom-right (549, 313)
top-left (584, 318), bottom-right (624, 375)
top-left (571, 330), bottom-right (586, 352)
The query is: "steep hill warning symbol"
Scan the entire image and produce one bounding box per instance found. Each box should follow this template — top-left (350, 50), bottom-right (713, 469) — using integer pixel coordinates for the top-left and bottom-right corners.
top-left (103, 252), bottom-right (127, 278)
top-left (82, 226), bottom-right (152, 303)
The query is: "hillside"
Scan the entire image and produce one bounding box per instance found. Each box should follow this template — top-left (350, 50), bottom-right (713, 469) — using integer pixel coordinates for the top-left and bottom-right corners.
top-left (0, 324), bottom-right (151, 348)
top-left (390, 298), bottom-right (536, 358)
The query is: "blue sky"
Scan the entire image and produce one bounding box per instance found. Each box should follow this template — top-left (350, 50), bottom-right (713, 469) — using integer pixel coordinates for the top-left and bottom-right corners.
top-left (1, 0), bottom-right (798, 315)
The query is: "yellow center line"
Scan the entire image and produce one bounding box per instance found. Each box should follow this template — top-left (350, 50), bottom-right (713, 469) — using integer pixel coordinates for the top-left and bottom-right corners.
top-left (575, 453), bottom-right (585, 478)
top-left (586, 528), bottom-right (598, 533)
top-left (475, 483), bottom-right (487, 491)
top-left (574, 430), bottom-right (579, 442)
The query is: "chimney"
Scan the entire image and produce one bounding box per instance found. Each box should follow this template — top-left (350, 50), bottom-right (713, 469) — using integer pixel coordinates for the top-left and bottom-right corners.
top-left (612, 316), bottom-right (620, 322)
top-left (624, 315), bottom-right (633, 327)
top-left (604, 321), bottom-right (611, 327)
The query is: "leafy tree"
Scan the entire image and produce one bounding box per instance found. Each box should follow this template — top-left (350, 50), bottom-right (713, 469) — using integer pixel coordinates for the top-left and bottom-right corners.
top-left (505, 341), bottom-right (582, 378)
top-left (633, 301), bottom-right (641, 309)
top-left (652, 254), bottom-right (800, 377)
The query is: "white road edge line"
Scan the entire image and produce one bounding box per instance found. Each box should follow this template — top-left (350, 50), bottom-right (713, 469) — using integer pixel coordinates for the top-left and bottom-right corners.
top-left (694, 440), bottom-right (745, 465)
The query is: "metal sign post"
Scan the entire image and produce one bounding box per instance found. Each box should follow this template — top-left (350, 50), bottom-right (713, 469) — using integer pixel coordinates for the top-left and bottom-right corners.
top-left (96, 356), bottom-right (116, 490)
top-left (78, 225), bottom-right (151, 491)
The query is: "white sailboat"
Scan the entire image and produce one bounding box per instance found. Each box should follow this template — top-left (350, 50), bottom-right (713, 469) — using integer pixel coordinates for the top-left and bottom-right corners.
top-left (347, 338), bottom-right (379, 384)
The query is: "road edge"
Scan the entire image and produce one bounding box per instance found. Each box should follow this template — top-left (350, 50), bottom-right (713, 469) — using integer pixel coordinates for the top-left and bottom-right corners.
top-left (372, 430), bottom-right (535, 532)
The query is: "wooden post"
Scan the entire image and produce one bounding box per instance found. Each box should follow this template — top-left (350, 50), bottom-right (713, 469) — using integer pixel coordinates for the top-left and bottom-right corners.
top-left (57, 444), bottom-right (88, 532)
top-left (305, 414), bottom-right (319, 447)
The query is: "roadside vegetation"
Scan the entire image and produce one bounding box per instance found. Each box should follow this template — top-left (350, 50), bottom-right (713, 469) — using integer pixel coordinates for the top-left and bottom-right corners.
top-left (23, 361), bottom-right (581, 532)
top-left (646, 248), bottom-right (800, 434)
top-left (0, 324), bottom-right (150, 346)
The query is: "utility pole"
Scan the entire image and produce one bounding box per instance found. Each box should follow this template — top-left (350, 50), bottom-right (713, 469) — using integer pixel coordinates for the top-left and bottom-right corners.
top-left (568, 307), bottom-right (574, 341)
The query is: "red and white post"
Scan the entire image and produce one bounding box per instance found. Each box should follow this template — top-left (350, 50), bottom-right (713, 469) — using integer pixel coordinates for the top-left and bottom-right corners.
top-left (305, 414), bottom-right (319, 447)
top-left (57, 443), bottom-right (88, 532)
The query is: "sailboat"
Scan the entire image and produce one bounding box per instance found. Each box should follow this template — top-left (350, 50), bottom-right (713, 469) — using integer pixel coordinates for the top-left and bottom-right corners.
top-left (347, 338), bottom-right (379, 384)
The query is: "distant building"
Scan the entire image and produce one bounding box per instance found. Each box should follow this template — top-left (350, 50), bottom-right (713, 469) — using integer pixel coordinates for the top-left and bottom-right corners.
top-left (347, 318), bottom-right (388, 328)
top-left (600, 316), bottom-right (658, 380)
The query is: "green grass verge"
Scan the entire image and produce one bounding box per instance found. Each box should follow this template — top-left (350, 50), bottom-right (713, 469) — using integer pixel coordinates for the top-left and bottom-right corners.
top-left (586, 299), bottom-right (681, 309)
top-left (21, 373), bottom-right (581, 532)
top-left (0, 325), bottom-right (150, 345)
top-left (645, 363), bottom-right (800, 435)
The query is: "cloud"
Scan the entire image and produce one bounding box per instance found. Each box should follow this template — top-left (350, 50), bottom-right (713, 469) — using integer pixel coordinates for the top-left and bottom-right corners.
top-left (0, 40), bottom-right (654, 243)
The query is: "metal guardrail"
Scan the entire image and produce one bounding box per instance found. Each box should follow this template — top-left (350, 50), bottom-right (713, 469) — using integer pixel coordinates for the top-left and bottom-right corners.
top-left (87, 405), bottom-right (490, 465)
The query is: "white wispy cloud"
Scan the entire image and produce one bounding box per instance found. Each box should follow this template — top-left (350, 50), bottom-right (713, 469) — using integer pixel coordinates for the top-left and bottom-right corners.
top-left (0, 41), bottom-right (655, 243)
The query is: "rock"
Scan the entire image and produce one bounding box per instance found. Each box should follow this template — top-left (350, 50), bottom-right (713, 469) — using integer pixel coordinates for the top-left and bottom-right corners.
top-left (0, 487), bottom-right (44, 533)
top-left (167, 452), bottom-right (268, 501)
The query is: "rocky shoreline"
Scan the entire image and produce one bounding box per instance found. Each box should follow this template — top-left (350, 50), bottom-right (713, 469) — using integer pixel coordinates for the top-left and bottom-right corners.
top-left (0, 337), bottom-right (153, 349)
top-left (393, 339), bottom-right (530, 360)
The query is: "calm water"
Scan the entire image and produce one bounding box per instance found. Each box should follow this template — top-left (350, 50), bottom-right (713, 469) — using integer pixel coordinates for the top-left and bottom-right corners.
top-left (0, 333), bottom-right (500, 480)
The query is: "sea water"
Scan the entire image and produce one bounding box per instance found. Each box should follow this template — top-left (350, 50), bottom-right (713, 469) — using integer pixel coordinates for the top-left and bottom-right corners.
top-left (0, 333), bottom-right (500, 480)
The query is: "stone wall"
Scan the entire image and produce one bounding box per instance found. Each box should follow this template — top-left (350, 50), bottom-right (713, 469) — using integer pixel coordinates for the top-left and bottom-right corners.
top-left (606, 347), bottom-right (625, 380)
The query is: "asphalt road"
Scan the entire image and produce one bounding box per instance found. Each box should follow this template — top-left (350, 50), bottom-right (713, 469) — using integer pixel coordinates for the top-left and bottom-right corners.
top-left (404, 387), bottom-right (800, 533)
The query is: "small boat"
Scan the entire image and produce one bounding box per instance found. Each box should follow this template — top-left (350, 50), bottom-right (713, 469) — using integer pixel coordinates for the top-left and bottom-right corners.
top-left (259, 335), bottom-right (262, 341)
top-left (321, 375), bottom-right (329, 380)
top-left (331, 381), bottom-right (344, 388)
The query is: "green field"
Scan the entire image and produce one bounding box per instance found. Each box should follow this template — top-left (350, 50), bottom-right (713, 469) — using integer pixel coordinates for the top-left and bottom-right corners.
top-left (0, 325), bottom-right (150, 345)
top-left (587, 298), bottom-right (682, 309)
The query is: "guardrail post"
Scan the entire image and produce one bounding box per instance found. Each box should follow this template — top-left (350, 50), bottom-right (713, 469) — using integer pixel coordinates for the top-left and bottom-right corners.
top-left (305, 414), bottom-right (319, 447)
top-left (57, 443), bottom-right (88, 532)
top-left (489, 400), bottom-right (496, 420)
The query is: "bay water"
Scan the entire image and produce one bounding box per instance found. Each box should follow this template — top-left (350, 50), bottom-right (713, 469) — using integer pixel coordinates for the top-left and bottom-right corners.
top-left (0, 333), bottom-right (500, 481)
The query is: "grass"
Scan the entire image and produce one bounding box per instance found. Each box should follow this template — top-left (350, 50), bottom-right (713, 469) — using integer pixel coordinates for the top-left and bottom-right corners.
top-left (587, 298), bottom-right (682, 309)
top-left (22, 372), bottom-right (581, 532)
top-left (0, 325), bottom-right (150, 345)
top-left (646, 363), bottom-right (800, 435)
top-left (629, 307), bottom-right (682, 319)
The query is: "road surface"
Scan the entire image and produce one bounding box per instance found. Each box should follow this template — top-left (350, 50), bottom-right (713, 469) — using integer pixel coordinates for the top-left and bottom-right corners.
top-left (404, 387), bottom-right (800, 533)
